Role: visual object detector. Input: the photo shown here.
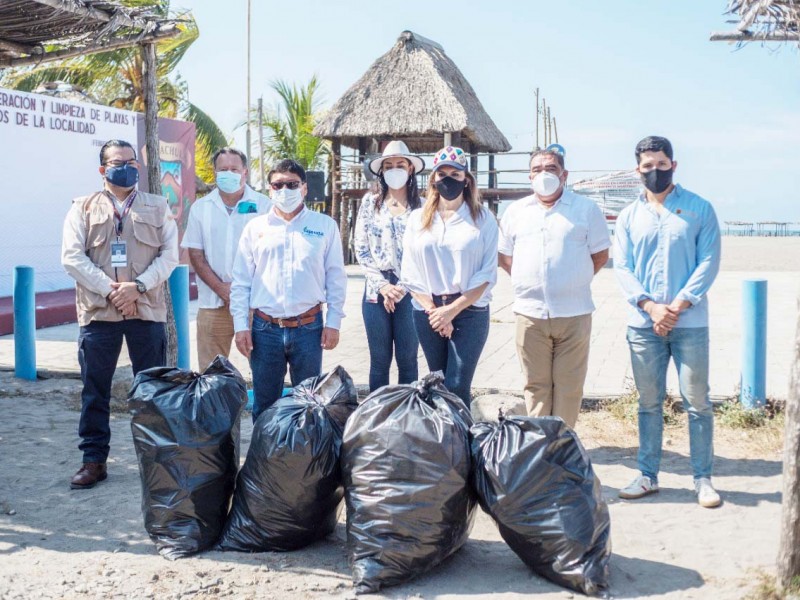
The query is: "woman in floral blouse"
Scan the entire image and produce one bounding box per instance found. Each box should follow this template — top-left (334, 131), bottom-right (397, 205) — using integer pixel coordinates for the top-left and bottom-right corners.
top-left (354, 140), bottom-right (425, 391)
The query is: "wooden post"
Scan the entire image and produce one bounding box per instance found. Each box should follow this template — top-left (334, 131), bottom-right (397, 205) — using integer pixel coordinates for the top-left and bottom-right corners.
top-left (142, 43), bottom-right (161, 195)
top-left (257, 97), bottom-right (265, 192)
top-left (488, 154), bottom-right (496, 189)
top-left (331, 140), bottom-right (341, 223)
top-left (141, 42), bottom-right (177, 367)
top-left (534, 87), bottom-right (540, 151)
top-left (553, 117), bottom-right (559, 144)
top-left (469, 142), bottom-right (478, 176)
top-left (245, 0), bottom-right (252, 185)
top-left (357, 137), bottom-right (367, 189)
top-left (541, 98), bottom-right (547, 146)
top-left (778, 302), bottom-right (800, 590)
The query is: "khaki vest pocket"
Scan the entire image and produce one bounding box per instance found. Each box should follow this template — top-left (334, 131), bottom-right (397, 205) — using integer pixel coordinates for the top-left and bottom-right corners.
top-left (131, 211), bottom-right (163, 248)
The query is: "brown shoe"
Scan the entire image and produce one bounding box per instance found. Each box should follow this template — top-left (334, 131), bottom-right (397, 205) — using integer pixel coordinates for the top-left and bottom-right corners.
top-left (70, 462), bottom-right (108, 489)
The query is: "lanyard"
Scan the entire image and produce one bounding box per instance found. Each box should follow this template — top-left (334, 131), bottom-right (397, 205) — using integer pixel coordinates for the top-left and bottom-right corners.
top-left (105, 191), bottom-right (137, 238)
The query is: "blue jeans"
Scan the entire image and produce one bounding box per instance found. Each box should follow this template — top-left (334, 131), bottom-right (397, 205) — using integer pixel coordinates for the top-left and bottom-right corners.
top-left (249, 312), bottom-right (323, 422)
top-left (362, 284), bottom-right (419, 392)
top-left (626, 326), bottom-right (714, 482)
top-left (413, 302), bottom-right (490, 405)
top-left (78, 319), bottom-right (166, 463)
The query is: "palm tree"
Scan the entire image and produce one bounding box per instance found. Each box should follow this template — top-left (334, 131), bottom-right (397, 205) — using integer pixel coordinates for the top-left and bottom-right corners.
top-left (0, 1), bottom-right (228, 185)
top-left (244, 75), bottom-right (329, 180)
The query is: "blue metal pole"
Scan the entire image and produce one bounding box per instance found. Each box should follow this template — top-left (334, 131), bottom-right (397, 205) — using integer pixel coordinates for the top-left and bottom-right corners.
top-left (741, 279), bottom-right (767, 408)
top-left (168, 265), bottom-right (190, 370)
top-left (13, 266), bottom-right (36, 381)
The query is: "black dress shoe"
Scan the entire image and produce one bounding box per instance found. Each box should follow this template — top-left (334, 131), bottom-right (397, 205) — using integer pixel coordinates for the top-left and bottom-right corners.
top-left (70, 462), bottom-right (108, 489)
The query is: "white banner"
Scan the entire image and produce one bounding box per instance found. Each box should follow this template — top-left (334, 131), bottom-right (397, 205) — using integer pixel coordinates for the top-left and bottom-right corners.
top-left (0, 88), bottom-right (137, 296)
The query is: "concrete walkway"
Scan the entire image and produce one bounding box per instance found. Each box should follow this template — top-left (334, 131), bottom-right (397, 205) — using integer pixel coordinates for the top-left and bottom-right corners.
top-left (1, 237), bottom-right (797, 400)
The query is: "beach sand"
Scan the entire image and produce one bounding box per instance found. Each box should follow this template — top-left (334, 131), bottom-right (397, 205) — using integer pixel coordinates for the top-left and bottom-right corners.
top-left (0, 235), bottom-right (796, 599)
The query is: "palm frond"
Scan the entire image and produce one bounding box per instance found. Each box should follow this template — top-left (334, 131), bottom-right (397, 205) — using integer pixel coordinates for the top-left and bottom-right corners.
top-left (183, 101), bottom-right (231, 183)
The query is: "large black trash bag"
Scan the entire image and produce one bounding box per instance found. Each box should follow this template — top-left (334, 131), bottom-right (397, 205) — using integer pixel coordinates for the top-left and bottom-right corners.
top-left (128, 355), bottom-right (247, 560)
top-left (343, 372), bottom-right (476, 594)
top-left (216, 366), bottom-right (358, 552)
top-left (470, 416), bottom-right (611, 596)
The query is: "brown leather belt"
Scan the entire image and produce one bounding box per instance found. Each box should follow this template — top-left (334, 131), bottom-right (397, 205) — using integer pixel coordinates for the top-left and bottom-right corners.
top-left (254, 304), bottom-right (321, 328)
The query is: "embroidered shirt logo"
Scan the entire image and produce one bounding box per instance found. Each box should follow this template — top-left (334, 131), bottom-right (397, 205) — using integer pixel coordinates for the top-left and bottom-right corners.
top-left (302, 226), bottom-right (324, 238)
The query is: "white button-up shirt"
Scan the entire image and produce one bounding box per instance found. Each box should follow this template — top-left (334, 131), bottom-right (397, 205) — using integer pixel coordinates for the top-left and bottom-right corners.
top-left (499, 190), bottom-right (610, 319)
top-left (181, 185), bottom-right (271, 309)
top-left (230, 206), bottom-right (347, 332)
top-left (401, 203), bottom-right (499, 309)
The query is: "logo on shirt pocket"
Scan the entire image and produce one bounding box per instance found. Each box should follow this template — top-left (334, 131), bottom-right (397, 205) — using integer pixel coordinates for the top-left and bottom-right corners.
top-left (302, 227), bottom-right (324, 238)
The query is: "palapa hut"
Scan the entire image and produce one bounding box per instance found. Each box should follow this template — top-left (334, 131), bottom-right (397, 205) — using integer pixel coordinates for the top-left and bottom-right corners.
top-left (313, 30), bottom-right (511, 258)
top-left (314, 30), bottom-right (511, 154)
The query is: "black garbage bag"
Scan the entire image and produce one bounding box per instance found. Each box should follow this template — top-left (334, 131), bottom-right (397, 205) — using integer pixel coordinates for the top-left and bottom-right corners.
top-left (342, 372), bottom-right (476, 594)
top-left (470, 416), bottom-right (611, 596)
top-left (216, 366), bottom-right (358, 552)
top-left (128, 356), bottom-right (247, 560)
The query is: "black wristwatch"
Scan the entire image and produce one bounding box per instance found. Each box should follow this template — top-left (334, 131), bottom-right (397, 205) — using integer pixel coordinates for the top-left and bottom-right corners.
top-left (134, 279), bottom-right (147, 294)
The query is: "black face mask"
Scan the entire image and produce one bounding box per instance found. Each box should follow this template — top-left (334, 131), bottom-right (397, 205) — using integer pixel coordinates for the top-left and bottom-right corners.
top-left (642, 168), bottom-right (673, 194)
top-left (436, 176), bottom-right (467, 200)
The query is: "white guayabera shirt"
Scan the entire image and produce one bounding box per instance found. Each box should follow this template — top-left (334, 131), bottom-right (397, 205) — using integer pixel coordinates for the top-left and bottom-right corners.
top-left (498, 190), bottom-right (611, 319)
top-left (181, 185), bottom-right (271, 309)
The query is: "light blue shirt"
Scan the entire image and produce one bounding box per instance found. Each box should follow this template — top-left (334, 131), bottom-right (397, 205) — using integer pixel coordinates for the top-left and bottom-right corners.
top-left (613, 184), bottom-right (721, 328)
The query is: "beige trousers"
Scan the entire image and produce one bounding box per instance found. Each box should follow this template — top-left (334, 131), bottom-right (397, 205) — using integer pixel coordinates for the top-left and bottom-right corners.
top-left (197, 307), bottom-right (235, 370)
top-left (515, 313), bottom-right (592, 428)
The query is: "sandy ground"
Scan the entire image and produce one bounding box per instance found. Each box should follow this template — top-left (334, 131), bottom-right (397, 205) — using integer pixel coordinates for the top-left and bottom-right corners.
top-left (1, 235), bottom-right (795, 599)
top-left (0, 372), bottom-right (783, 600)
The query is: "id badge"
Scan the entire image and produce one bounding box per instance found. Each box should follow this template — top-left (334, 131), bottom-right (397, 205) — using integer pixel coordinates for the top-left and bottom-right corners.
top-left (111, 241), bottom-right (128, 268)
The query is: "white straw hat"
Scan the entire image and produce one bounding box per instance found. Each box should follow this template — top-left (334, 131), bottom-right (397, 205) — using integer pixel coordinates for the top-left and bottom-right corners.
top-left (368, 140), bottom-right (425, 175)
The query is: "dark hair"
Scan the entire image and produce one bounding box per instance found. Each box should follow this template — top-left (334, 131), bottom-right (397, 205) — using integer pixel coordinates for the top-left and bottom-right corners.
top-left (529, 149), bottom-right (565, 170)
top-left (635, 136), bottom-right (673, 164)
top-left (267, 159), bottom-right (306, 183)
top-left (212, 146), bottom-right (248, 170)
top-left (374, 161), bottom-right (422, 212)
top-left (100, 139), bottom-right (136, 165)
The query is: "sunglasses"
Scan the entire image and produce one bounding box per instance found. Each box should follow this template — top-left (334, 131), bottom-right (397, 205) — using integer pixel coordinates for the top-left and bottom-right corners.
top-left (269, 181), bottom-right (301, 190)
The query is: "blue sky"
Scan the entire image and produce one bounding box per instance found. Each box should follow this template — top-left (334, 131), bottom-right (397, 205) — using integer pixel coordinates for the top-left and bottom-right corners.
top-left (173, 1), bottom-right (800, 223)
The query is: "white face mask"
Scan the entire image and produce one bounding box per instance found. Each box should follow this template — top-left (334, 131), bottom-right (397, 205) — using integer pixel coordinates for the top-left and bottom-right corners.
top-left (272, 187), bottom-right (304, 213)
top-left (383, 168), bottom-right (409, 190)
top-left (531, 171), bottom-right (562, 197)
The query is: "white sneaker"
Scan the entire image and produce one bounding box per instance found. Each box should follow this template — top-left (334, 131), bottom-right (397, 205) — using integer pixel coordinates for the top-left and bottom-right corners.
top-left (694, 478), bottom-right (721, 508)
top-left (618, 474), bottom-right (659, 499)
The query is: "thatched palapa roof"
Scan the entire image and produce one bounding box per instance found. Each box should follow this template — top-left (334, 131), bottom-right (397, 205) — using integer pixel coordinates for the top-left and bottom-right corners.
top-left (313, 30), bottom-right (511, 154)
top-left (710, 0), bottom-right (800, 42)
top-left (0, 0), bottom-right (180, 67)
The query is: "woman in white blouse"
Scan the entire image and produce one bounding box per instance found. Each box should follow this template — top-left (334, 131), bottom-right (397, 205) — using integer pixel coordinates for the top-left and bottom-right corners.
top-left (354, 141), bottom-right (425, 391)
top-left (401, 145), bottom-right (498, 404)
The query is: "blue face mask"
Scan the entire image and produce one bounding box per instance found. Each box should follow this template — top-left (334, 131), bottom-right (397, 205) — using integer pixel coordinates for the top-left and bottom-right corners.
top-left (105, 164), bottom-right (139, 188)
top-left (216, 171), bottom-right (243, 194)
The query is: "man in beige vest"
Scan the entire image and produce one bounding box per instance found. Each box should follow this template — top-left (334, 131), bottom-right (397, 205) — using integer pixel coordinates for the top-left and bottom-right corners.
top-left (61, 139), bottom-right (178, 489)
